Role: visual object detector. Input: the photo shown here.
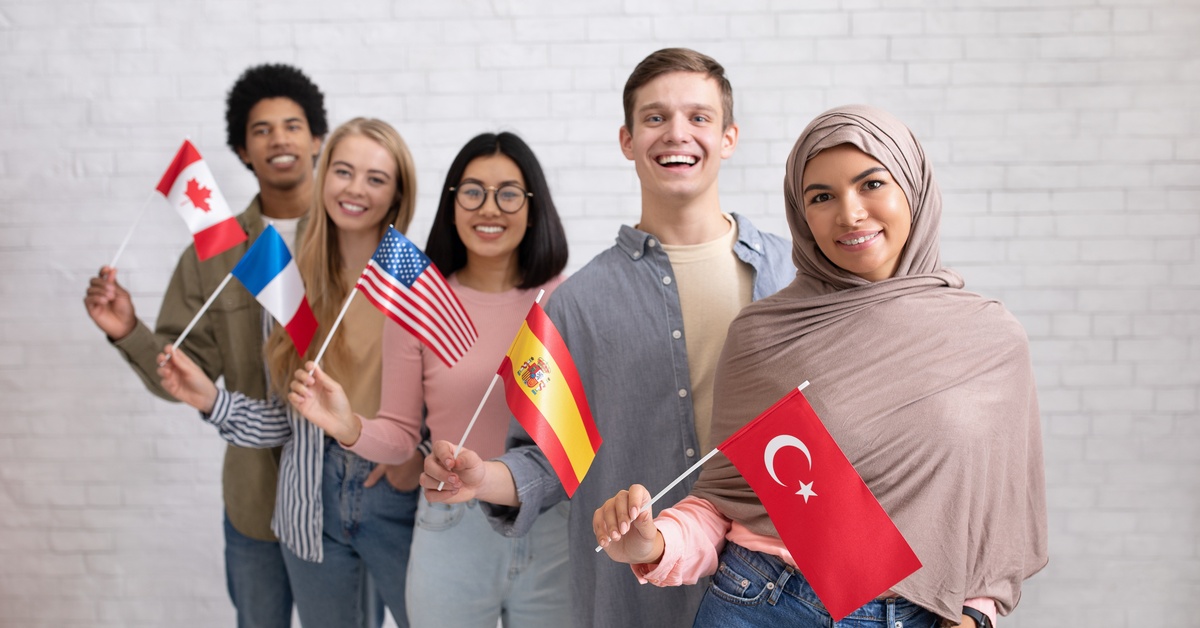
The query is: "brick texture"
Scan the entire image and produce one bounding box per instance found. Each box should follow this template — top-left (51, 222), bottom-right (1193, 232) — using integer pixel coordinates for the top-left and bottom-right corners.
top-left (1, 1), bottom-right (1197, 626)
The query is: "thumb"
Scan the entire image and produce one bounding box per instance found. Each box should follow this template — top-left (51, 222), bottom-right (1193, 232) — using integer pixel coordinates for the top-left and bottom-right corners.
top-left (363, 464), bottom-right (387, 488)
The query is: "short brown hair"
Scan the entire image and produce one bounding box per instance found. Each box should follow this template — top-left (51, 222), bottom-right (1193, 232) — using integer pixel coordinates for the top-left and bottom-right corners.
top-left (622, 47), bottom-right (734, 130)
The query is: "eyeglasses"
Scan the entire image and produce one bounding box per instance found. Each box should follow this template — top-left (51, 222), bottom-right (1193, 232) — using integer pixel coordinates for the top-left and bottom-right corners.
top-left (449, 182), bottom-right (532, 214)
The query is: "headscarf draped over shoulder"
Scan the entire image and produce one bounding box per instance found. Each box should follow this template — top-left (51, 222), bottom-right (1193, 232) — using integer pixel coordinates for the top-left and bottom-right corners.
top-left (691, 105), bottom-right (1048, 622)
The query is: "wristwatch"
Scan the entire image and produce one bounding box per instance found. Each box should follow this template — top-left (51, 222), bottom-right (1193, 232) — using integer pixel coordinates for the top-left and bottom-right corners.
top-left (960, 606), bottom-right (992, 628)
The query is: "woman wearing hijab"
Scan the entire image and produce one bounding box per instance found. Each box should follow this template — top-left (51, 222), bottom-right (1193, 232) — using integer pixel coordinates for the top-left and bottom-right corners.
top-left (593, 105), bottom-right (1048, 628)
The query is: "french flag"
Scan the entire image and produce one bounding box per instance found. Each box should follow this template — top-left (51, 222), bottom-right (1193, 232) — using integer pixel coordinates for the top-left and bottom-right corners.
top-left (156, 139), bottom-right (248, 261)
top-left (230, 225), bottom-right (318, 355)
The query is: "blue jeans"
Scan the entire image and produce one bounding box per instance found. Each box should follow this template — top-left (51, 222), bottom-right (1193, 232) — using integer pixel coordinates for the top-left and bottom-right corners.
top-left (405, 495), bottom-right (571, 628)
top-left (692, 543), bottom-right (941, 628)
top-left (281, 441), bottom-right (418, 628)
top-left (224, 512), bottom-right (294, 628)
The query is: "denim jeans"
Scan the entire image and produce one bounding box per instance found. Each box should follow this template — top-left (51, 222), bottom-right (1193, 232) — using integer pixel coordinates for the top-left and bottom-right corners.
top-left (281, 441), bottom-right (418, 628)
top-left (224, 511), bottom-right (294, 628)
top-left (692, 543), bottom-right (941, 628)
top-left (405, 494), bottom-right (571, 628)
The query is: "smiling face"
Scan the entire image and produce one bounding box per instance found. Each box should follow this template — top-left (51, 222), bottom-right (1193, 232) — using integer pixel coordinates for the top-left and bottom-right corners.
top-left (237, 97), bottom-right (322, 193)
top-left (619, 71), bottom-right (738, 208)
top-left (321, 133), bottom-right (398, 237)
top-left (801, 144), bottom-right (912, 282)
top-left (454, 153), bottom-right (529, 266)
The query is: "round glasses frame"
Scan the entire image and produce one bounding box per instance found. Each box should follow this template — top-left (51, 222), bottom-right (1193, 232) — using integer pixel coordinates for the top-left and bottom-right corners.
top-left (449, 182), bottom-right (532, 214)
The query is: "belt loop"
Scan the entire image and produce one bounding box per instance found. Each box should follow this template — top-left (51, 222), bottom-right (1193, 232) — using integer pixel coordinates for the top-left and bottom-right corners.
top-left (766, 568), bottom-right (790, 605)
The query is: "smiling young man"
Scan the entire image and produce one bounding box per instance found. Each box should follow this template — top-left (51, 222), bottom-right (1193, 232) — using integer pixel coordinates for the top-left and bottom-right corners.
top-left (420, 48), bottom-right (795, 628)
top-left (84, 64), bottom-right (327, 628)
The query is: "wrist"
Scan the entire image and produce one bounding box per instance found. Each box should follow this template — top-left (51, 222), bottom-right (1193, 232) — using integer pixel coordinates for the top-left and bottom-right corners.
top-left (338, 414), bottom-right (362, 447)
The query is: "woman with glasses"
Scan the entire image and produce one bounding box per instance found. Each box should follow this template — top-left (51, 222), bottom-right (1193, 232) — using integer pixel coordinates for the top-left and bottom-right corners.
top-left (289, 132), bottom-right (571, 628)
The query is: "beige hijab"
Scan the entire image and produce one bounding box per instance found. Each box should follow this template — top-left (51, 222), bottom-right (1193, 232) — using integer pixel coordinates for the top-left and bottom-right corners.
top-left (691, 105), bottom-right (1048, 621)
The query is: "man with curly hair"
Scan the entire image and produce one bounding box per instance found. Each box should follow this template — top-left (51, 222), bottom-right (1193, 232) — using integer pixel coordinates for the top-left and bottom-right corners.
top-left (85, 63), bottom-right (327, 628)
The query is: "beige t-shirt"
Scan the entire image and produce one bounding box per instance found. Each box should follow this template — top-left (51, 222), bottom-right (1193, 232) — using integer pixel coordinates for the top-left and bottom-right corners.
top-left (339, 268), bottom-right (384, 419)
top-left (661, 214), bottom-right (753, 451)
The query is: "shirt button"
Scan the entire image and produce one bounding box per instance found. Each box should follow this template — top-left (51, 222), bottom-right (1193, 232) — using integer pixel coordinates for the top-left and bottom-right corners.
top-left (672, 330), bottom-right (681, 339)
top-left (662, 276), bottom-right (672, 285)
top-left (632, 251), bottom-right (641, 259)
top-left (647, 238), bottom-right (657, 247)
top-left (678, 389), bottom-right (687, 398)
top-left (686, 448), bottom-right (695, 457)
top-left (754, 242), bottom-right (762, 251)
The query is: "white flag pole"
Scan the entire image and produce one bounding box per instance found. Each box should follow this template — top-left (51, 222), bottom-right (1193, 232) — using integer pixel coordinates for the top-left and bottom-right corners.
top-left (594, 380), bottom-right (810, 553)
top-left (308, 288), bottom-right (358, 375)
top-left (435, 288), bottom-right (545, 491)
top-left (160, 273), bottom-right (234, 364)
top-left (109, 192), bottom-right (158, 269)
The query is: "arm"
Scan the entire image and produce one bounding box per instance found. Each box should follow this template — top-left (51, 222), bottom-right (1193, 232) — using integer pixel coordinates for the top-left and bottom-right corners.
top-left (595, 491), bottom-right (730, 586)
top-left (98, 247), bottom-right (227, 400)
top-left (157, 344), bottom-right (291, 448)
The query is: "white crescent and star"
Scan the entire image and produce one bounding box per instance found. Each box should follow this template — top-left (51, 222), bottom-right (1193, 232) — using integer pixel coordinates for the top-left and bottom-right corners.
top-left (764, 434), bottom-right (818, 503)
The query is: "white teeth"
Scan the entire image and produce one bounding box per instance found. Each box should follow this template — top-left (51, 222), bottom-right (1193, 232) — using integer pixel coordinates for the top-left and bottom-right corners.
top-left (657, 155), bottom-right (696, 165)
top-left (839, 233), bottom-right (879, 246)
top-left (475, 225), bottom-right (504, 234)
top-left (269, 155), bottom-right (297, 164)
top-left (340, 202), bottom-right (366, 213)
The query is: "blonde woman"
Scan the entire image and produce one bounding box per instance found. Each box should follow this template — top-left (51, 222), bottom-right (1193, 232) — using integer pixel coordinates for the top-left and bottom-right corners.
top-left (158, 118), bottom-right (421, 628)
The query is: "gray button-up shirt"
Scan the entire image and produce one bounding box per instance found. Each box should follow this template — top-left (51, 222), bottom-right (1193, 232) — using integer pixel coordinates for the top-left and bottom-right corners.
top-left (484, 213), bottom-right (795, 628)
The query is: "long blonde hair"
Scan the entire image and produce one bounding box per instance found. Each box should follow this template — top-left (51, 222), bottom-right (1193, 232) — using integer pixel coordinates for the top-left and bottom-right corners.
top-left (266, 117), bottom-right (417, 398)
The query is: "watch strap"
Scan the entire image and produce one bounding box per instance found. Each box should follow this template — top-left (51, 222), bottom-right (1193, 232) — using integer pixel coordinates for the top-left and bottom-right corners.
top-left (961, 606), bottom-right (991, 628)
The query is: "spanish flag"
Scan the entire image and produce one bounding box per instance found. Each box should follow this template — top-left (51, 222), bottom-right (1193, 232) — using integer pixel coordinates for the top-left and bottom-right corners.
top-left (497, 302), bottom-right (601, 497)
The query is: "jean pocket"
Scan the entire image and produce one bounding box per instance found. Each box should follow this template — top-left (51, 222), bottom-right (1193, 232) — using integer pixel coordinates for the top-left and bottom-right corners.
top-left (707, 559), bottom-right (771, 607)
top-left (416, 499), bottom-right (464, 532)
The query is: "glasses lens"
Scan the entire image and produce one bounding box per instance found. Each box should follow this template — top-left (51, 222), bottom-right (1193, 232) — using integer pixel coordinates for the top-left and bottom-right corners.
top-left (455, 183), bottom-right (485, 210)
top-left (496, 185), bottom-right (528, 213)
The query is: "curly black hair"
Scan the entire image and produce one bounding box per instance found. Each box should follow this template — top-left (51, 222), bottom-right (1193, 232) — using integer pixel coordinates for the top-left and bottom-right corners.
top-left (225, 63), bottom-right (328, 169)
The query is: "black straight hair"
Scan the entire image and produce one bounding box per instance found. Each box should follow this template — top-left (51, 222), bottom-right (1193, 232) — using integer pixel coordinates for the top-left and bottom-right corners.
top-left (426, 132), bottom-right (568, 290)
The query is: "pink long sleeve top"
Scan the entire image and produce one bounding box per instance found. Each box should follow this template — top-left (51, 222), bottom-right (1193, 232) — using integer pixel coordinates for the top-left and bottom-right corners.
top-left (636, 496), bottom-right (997, 626)
top-left (347, 274), bottom-right (565, 465)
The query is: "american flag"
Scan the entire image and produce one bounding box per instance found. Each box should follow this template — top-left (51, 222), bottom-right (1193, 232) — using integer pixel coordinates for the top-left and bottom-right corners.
top-left (356, 227), bottom-right (478, 366)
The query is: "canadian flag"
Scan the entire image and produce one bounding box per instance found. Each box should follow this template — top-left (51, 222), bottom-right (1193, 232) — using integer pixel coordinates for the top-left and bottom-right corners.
top-left (155, 140), bottom-right (247, 261)
top-left (717, 386), bottom-right (922, 621)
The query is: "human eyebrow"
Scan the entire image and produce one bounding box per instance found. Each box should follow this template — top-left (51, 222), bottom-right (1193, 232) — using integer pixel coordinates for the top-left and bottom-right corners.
top-left (367, 169), bottom-right (393, 180)
top-left (802, 182), bottom-right (831, 195)
top-left (851, 167), bottom-right (889, 184)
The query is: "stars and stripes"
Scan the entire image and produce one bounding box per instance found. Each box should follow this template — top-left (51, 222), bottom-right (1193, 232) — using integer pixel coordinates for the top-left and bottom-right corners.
top-left (356, 227), bottom-right (477, 366)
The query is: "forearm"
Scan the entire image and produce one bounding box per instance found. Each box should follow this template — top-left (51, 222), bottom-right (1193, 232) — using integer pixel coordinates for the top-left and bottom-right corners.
top-left (203, 390), bottom-right (292, 448)
top-left (475, 460), bottom-right (519, 507)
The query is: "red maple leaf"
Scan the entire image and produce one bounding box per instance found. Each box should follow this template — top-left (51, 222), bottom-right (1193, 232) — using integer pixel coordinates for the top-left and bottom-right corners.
top-left (184, 178), bottom-right (212, 212)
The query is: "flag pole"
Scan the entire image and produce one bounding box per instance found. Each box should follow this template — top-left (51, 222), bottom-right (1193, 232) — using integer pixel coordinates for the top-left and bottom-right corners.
top-left (308, 288), bottom-right (357, 374)
top-left (594, 380), bottom-right (810, 553)
top-left (435, 288), bottom-right (545, 491)
top-left (160, 273), bottom-right (235, 364)
top-left (109, 192), bottom-right (158, 269)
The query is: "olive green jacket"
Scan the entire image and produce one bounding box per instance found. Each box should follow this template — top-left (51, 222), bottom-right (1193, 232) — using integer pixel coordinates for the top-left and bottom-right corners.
top-left (112, 197), bottom-right (283, 541)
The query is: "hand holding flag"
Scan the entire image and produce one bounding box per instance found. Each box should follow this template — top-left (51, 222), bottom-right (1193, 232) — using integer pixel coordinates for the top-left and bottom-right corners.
top-left (592, 383), bottom-right (921, 623)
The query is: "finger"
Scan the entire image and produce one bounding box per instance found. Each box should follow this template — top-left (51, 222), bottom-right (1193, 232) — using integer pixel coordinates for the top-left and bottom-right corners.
top-left (629, 484), bottom-right (652, 519)
top-left (593, 504), bottom-right (611, 547)
top-left (293, 368), bottom-right (315, 387)
top-left (613, 490), bottom-right (632, 537)
top-left (363, 464), bottom-right (386, 488)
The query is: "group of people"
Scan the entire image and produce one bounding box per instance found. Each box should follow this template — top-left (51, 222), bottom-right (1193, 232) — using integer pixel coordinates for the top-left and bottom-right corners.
top-left (84, 47), bottom-right (1046, 628)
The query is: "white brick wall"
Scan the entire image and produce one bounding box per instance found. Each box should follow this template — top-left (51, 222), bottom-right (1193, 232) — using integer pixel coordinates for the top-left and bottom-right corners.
top-left (2, 1), bottom-right (1197, 626)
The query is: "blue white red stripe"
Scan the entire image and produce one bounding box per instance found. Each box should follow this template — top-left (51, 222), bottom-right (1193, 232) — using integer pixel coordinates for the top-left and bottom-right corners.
top-left (230, 225), bottom-right (318, 355)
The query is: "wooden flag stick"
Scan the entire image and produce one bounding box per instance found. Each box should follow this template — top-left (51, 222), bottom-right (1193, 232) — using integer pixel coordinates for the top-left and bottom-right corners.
top-left (160, 273), bottom-right (234, 365)
top-left (109, 192), bottom-right (158, 269)
top-left (594, 380), bottom-right (810, 553)
top-left (309, 288), bottom-right (358, 375)
top-left (436, 288), bottom-right (546, 491)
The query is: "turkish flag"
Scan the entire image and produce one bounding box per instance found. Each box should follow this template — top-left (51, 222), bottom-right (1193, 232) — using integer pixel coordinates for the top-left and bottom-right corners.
top-left (717, 386), bottom-right (922, 621)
